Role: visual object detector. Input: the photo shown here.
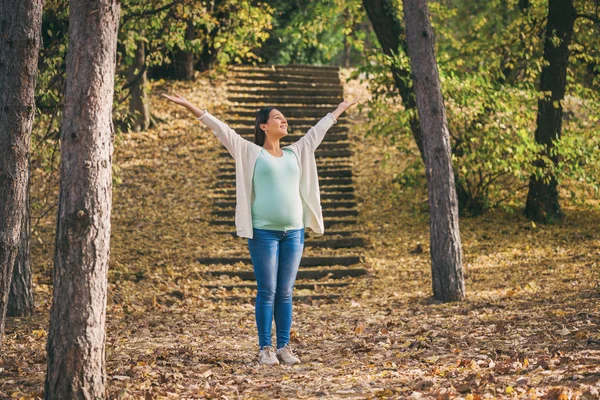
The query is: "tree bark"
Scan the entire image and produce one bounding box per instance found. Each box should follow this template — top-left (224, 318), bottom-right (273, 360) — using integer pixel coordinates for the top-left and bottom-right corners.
top-left (44, 0), bottom-right (119, 398)
top-left (362, 0), bottom-right (424, 160)
top-left (127, 34), bottom-right (150, 132)
top-left (0, 0), bottom-right (43, 348)
top-left (8, 164), bottom-right (35, 317)
top-left (524, 0), bottom-right (576, 223)
top-left (402, 0), bottom-right (465, 302)
top-left (196, 0), bottom-right (228, 72)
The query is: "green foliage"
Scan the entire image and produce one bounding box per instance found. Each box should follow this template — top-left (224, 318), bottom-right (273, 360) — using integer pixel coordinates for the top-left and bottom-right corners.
top-left (358, 0), bottom-right (600, 214)
top-left (259, 0), bottom-right (370, 65)
top-left (443, 74), bottom-right (543, 213)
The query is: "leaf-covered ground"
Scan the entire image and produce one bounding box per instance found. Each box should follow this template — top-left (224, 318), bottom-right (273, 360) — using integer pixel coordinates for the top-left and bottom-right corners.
top-left (1, 71), bottom-right (599, 399)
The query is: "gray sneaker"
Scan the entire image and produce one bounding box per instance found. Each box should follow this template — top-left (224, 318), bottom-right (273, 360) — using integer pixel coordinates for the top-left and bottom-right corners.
top-left (276, 344), bottom-right (301, 365)
top-left (258, 346), bottom-right (279, 365)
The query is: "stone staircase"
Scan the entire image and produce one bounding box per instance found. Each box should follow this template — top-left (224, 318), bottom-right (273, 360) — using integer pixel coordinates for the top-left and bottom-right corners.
top-left (199, 65), bottom-right (367, 302)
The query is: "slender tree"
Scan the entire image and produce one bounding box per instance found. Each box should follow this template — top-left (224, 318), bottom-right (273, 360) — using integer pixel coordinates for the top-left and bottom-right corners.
top-left (402, 0), bottom-right (465, 302)
top-left (173, 20), bottom-right (196, 80)
top-left (8, 172), bottom-right (35, 317)
top-left (44, 0), bottom-right (120, 397)
top-left (127, 31), bottom-right (151, 131)
top-left (0, 0), bottom-right (43, 347)
top-left (524, 0), bottom-right (576, 223)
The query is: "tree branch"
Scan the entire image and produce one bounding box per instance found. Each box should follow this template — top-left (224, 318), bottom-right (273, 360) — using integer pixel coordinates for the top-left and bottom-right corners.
top-left (576, 13), bottom-right (600, 26)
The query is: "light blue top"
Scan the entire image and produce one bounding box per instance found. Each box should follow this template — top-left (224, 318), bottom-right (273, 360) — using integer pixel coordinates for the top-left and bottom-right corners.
top-left (251, 148), bottom-right (304, 231)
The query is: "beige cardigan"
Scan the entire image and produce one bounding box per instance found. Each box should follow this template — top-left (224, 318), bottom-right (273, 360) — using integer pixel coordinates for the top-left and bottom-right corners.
top-left (197, 111), bottom-right (337, 239)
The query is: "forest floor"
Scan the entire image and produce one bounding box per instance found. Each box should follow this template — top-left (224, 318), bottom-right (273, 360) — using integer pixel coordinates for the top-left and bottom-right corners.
top-left (1, 70), bottom-right (599, 400)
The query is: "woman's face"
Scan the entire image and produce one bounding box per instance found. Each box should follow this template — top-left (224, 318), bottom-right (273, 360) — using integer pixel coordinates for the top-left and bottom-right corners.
top-left (261, 109), bottom-right (288, 139)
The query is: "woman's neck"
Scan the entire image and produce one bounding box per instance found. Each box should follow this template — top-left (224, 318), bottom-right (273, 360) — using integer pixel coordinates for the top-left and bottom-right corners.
top-left (262, 136), bottom-right (281, 151)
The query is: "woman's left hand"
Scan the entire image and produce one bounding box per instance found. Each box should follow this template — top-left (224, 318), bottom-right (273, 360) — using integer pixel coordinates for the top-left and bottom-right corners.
top-left (331, 97), bottom-right (359, 120)
top-left (339, 97), bottom-right (359, 110)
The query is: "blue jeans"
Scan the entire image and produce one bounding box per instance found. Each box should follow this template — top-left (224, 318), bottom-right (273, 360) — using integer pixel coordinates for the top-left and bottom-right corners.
top-left (247, 227), bottom-right (304, 349)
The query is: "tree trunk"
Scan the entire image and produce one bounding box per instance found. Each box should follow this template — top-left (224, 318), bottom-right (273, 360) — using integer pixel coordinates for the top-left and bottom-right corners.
top-left (524, 0), bottom-right (576, 223)
top-left (173, 21), bottom-right (195, 80)
top-left (0, 0), bottom-right (43, 349)
top-left (362, 0), bottom-right (425, 160)
top-left (127, 35), bottom-right (150, 132)
top-left (8, 164), bottom-right (34, 317)
top-left (44, 0), bottom-right (119, 398)
top-left (196, 0), bottom-right (228, 72)
top-left (402, 0), bottom-right (465, 302)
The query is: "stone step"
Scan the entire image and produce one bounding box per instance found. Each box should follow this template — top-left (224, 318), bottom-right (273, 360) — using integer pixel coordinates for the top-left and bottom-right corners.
top-left (232, 126), bottom-right (349, 135)
top-left (215, 177), bottom-right (353, 187)
top-left (204, 294), bottom-right (343, 303)
top-left (305, 237), bottom-right (365, 248)
top-left (229, 117), bottom-right (347, 126)
top-left (209, 218), bottom-right (357, 227)
top-left (228, 81), bottom-right (342, 90)
top-left (218, 149), bottom-right (352, 159)
top-left (215, 229), bottom-right (360, 237)
top-left (253, 142), bottom-right (351, 151)
top-left (229, 88), bottom-right (344, 97)
top-left (306, 230), bottom-right (358, 237)
top-left (211, 209), bottom-right (358, 218)
top-left (235, 133), bottom-right (349, 143)
top-left (231, 108), bottom-right (342, 119)
top-left (218, 167), bottom-right (352, 178)
top-left (229, 96), bottom-right (343, 106)
top-left (232, 104), bottom-right (343, 112)
top-left (202, 281), bottom-right (351, 290)
top-left (231, 64), bottom-right (340, 74)
top-left (213, 200), bottom-right (356, 209)
top-left (199, 256), bottom-right (360, 266)
top-left (232, 73), bottom-right (341, 85)
top-left (212, 184), bottom-right (354, 193)
top-left (211, 194), bottom-right (356, 203)
top-left (218, 160), bottom-right (353, 169)
top-left (206, 267), bottom-right (367, 281)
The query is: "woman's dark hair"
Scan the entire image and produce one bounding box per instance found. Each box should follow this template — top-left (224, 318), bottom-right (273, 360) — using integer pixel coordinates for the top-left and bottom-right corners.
top-left (254, 107), bottom-right (274, 146)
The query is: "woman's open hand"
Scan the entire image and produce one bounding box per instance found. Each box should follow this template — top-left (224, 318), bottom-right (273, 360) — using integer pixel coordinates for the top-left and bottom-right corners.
top-left (161, 91), bottom-right (206, 118)
top-left (331, 97), bottom-right (359, 120)
top-left (161, 92), bottom-right (191, 107)
top-left (339, 97), bottom-right (359, 111)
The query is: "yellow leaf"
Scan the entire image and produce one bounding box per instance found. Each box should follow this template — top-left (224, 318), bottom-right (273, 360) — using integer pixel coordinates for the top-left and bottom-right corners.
top-left (32, 329), bottom-right (47, 338)
top-left (506, 386), bottom-right (514, 394)
top-left (354, 322), bottom-right (365, 334)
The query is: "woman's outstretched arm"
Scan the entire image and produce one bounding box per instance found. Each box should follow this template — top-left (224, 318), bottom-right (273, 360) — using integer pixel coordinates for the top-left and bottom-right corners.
top-left (161, 91), bottom-right (248, 158)
top-left (161, 92), bottom-right (206, 117)
top-left (294, 98), bottom-right (360, 152)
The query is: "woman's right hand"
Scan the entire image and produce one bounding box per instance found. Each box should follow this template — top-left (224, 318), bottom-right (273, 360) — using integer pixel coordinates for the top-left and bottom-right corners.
top-left (161, 92), bottom-right (190, 107)
top-left (161, 91), bottom-right (206, 118)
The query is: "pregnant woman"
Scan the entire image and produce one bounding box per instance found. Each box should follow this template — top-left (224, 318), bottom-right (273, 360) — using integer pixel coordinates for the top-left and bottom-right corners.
top-left (162, 91), bottom-right (357, 365)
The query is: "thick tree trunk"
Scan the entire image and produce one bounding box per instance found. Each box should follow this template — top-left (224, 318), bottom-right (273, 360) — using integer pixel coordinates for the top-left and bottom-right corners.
top-left (362, 0), bottom-right (425, 159)
top-left (44, 0), bottom-right (119, 398)
top-left (403, 0), bottom-right (465, 302)
top-left (524, 0), bottom-right (576, 223)
top-left (173, 21), bottom-right (195, 80)
top-left (8, 166), bottom-right (34, 317)
top-left (0, 0), bottom-right (43, 348)
top-left (127, 35), bottom-right (150, 132)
